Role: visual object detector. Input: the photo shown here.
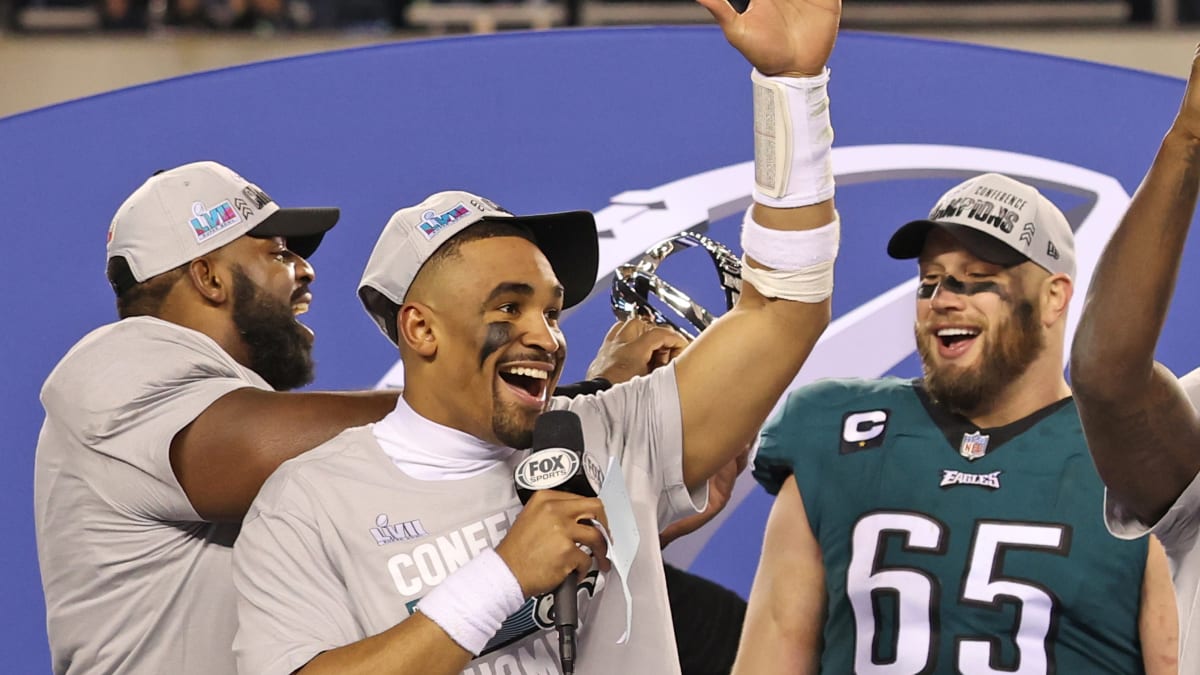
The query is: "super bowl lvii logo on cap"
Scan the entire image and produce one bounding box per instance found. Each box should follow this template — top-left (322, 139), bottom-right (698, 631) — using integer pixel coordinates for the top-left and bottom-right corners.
top-left (189, 200), bottom-right (243, 243)
top-left (417, 203), bottom-right (471, 239)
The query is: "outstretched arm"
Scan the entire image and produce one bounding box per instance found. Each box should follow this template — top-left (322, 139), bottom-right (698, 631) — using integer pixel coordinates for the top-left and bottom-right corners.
top-left (179, 320), bottom-right (685, 523)
top-left (1071, 49), bottom-right (1200, 525)
top-left (172, 389), bottom-right (399, 521)
top-left (676, 0), bottom-right (840, 488)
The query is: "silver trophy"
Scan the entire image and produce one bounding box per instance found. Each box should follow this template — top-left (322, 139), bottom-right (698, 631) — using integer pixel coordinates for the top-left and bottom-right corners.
top-left (610, 231), bottom-right (742, 338)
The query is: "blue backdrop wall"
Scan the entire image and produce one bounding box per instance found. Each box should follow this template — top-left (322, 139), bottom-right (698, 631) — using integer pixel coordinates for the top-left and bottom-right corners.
top-left (1, 27), bottom-right (1194, 672)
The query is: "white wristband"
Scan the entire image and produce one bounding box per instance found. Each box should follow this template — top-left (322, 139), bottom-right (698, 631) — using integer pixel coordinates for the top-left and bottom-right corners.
top-left (739, 208), bottom-right (839, 303)
top-left (740, 206), bottom-right (840, 271)
top-left (417, 548), bottom-right (526, 655)
top-left (751, 68), bottom-right (835, 208)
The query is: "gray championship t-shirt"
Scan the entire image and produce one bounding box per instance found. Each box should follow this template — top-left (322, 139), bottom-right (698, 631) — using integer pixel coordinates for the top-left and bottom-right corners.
top-left (233, 365), bottom-right (703, 675)
top-left (1105, 365), bottom-right (1200, 673)
top-left (35, 316), bottom-right (271, 675)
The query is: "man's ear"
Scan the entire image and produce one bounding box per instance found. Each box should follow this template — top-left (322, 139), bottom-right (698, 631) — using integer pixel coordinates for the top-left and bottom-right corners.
top-left (399, 303), bottom-right (438, 358)
top-left (187, 257), bottom-right (230, 305)
top-left (1041, 273), bottom-right (1074, 326)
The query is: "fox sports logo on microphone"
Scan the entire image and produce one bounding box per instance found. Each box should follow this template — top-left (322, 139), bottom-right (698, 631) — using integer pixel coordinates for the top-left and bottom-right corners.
top-left (515, 448), bottom-right (581, 492)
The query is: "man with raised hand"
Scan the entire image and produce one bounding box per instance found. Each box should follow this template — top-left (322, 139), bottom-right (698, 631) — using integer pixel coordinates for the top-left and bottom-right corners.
top-left (739, 172), bottom-right (1177, 674)
top-left (35, 161), bottom-right (717, 675)
top-left (1072, 48), bottom-right (1200, 673)
top-left (230, 1), bottom-right (841, 672)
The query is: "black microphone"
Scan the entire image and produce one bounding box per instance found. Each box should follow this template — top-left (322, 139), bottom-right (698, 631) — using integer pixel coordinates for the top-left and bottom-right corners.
top-left (514, 410), bottom-right (597, 675)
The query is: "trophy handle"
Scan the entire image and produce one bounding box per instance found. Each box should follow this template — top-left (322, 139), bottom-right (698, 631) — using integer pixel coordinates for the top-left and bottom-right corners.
top-left (610, 231), bottom-right (742, 338)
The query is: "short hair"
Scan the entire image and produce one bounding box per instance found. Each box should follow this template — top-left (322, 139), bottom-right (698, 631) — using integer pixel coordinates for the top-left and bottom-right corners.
top-left (428, 219), bottom-right (536, 266)
top-left (107, 257), bottom-right (188, 319)
top-left (368, 220), bottom-right (537, 344)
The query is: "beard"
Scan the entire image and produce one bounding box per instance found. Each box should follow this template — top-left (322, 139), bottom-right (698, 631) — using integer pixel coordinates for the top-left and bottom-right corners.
top-left (492, 394), bottom-right (537, 449)
top-left (231, 267), bottom-right (315, 391)
top-left (917, 297), bottom-right (1044, 416)
top-left (489, 370), bottom-right (552, 449)
top-left (489, 365), bottom-right (559, 450)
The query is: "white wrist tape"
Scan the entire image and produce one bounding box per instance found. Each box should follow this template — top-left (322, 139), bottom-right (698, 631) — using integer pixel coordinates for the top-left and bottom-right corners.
top-left (417, 548), bottom-right (525, 655)
top-left (752, 68), bottom-right (835, 208)
top-left (740, 259), bottom-right (834, 303)
top-left (740, 208), bottom-right (839, 303)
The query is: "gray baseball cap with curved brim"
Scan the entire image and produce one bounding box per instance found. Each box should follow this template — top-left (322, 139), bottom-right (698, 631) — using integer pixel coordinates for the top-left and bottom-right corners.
top-left (106, 161), bottom-right (339, 295)
top-left (887, 172), bottom-right (1075, 278)
top-left (358, 190), bottom-right (599, 345)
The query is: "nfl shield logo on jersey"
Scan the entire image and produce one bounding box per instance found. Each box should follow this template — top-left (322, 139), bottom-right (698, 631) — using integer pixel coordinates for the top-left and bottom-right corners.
top-left (959, 431), bottom-right (990, 461)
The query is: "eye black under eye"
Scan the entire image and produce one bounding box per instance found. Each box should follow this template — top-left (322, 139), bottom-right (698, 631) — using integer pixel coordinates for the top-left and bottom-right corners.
top-left (917, 275), bottom-right (1003, 298)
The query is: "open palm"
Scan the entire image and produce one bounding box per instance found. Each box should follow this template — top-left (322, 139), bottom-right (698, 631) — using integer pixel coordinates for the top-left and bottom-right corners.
top-left (697, 0), bottom-right (841, 76)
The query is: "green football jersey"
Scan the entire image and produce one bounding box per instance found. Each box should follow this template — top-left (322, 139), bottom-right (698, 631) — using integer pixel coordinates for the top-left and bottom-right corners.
top-left (754, 377), bottom-right (1147, 675)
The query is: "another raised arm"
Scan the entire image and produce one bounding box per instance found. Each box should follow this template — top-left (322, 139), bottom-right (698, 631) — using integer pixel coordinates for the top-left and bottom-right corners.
top-left (1071, 50), bottom-right (1200, 524)
top-left (676, 0), bottom-right (841, 488)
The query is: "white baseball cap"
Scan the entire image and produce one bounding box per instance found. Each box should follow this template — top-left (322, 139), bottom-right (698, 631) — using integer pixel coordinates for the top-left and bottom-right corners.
top-left (105, 161), bottom-right (340, 295)
top-left (358, 190), bottom-right (598, 344)
top-left (887, 172), bottom-right (1075, 277)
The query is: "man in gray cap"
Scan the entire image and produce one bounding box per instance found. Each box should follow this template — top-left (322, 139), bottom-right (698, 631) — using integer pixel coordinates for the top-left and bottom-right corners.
top-left (33, 161), bottom-right (400, 675)
top-left (740, 173), bottom-right (1177, 673)
top-left (231, 1), bottom-right (845, 671)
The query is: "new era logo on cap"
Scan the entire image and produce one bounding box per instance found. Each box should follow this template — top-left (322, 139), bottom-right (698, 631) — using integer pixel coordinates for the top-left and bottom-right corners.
top-left (887, 173), bottom-right (1076, 278)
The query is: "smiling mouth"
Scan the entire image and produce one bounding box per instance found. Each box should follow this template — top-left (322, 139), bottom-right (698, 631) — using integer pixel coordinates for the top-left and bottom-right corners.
top-left (936, 327), bottom-right (980, 348)
top-left (498, 365), bottom-right (551, 404)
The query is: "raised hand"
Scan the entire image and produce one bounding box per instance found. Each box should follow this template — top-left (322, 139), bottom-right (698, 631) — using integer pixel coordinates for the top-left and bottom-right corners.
top-left (584, 318), bottom-right (690, 384)
top-left (495, 490), bottom-right (611, 598)
top-left (695, 0), bottom-right (841, 77)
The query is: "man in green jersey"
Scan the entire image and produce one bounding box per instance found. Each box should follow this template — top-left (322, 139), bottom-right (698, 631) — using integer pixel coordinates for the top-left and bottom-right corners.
top-left (735, 173), bottom-right (1178, 674)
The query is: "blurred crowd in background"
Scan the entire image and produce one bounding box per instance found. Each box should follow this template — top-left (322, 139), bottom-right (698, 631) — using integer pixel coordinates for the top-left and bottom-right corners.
top-left (0, 0), bottom-right (1186, 36)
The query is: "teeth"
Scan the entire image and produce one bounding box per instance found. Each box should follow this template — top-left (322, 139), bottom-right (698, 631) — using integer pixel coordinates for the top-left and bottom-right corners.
top-left (502, 366), bottom-right (548, 380)
top-left (293, 302), bottom-right (310, 316)
top-left (936, 328), bottom-right (979, 337)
